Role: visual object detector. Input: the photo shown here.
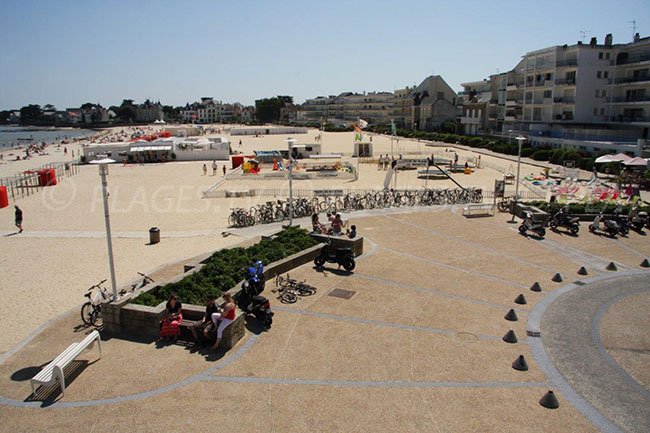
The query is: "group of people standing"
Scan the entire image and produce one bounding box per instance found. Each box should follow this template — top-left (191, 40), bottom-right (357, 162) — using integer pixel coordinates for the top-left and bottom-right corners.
top-left (376, 155), bottom-right (393, 171)
top-left (203, 160), bottom-right (227, 176)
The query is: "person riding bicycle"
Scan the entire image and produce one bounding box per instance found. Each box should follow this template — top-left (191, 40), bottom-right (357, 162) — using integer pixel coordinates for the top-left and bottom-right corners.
top-left (159, 294), bottom-right (182, 342)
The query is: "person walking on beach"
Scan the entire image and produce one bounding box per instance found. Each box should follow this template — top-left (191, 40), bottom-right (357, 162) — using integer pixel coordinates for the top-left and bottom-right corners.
top-left (377, 155), bottom-right (383, 170)
top-left (222, 165), bottom-right (226, 177)
top-left (202, 164), bottom-right (207, 175)
top-left (239, 139), bottom-right (242, 148)
top-left (212, 160), bottom-right (217, 176)
top-left (14, 206), bottom-right (23, 233)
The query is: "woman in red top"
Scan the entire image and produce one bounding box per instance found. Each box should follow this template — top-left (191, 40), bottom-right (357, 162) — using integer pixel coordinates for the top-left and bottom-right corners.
top-left (159, 294), bottom-right (182, 341)
top-left (211, 293), bottom-right (236, 350)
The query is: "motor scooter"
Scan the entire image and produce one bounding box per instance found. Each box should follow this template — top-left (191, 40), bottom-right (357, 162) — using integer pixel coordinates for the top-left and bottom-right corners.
top-left (549, 207), bottom-right (580, 235)
top-left (244, 260), bottom-right (265, 295)
top-left (589, 211), bottom-right (619, 237)
top-left (235, 281), bottom-right (273, 329)
top-left (314, 239), bottom-right (355, 271)
top-left (519, 211), bottom-right (546, 237)
top-left (611, 206), bottom-right (630, 236)
top-left (628, 205), bottom-right (648, 232)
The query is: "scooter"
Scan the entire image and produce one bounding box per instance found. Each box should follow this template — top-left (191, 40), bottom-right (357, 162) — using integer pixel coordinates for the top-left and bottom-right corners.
top-left (235, 281), bottom-right (273, 329)
top-left (549, 207), bottom-right (580, 235)
top-left (610, 208), bottom-right (630, 236)
top-left (314, 239), bottom-right (355, 271)
top-left (244, 260), bottom-right (265, 295)
top-left (589, 212), bottom-right (619, 237)
top-left (628, 205), bottom-right (648, 232)
top-left (518, 211), bottom-right (546, 237)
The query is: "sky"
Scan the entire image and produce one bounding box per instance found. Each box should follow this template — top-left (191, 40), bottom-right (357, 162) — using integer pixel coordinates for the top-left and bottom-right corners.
top-left (0, 0), bottom-right (647, 110)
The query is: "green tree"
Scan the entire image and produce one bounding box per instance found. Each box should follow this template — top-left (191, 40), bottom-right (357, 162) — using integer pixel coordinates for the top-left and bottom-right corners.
top-left (19, 104), bottom-right (43, 124)
top-left (0, 110), bottom-right (12, 124)
top-left (255, 96), bottom-right (292, 123)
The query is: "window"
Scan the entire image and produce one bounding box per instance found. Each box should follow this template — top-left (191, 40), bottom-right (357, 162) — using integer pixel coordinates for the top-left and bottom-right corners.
top-left (543, 90), bottom-right (552, 98)
top-left (593, 108), bottom-right (598, 115)
top-left (595, 90), bottom-right (600, 97)
top-left (599, 52), bottom-right (603, 59)
top-left (546, 73), bottom-right (552, 80)
top-left (606, 53), bottom-right (611, 60)
top-left (600, 108), bottom-right (605, 115)
top-left (602, 90), bottom-right (606, 98)
top-left (597, 71), bottom-right (602, 78)
top-left (604, 71), bottom-right (609, 78)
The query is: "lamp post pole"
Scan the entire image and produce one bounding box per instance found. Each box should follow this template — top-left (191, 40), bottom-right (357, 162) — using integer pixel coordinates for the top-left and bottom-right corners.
top-left (511, 136), bottom-right (526, 222)
top-left (99, 163), bottom-right (118, 300)
top-left (286, 138), bottom-right (295, 226)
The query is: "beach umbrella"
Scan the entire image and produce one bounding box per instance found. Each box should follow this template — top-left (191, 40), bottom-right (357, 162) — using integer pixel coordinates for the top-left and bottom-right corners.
top-left (623, 157), bottom-right (648, 166)
top-left (594, 154), bottom-right (615, 163)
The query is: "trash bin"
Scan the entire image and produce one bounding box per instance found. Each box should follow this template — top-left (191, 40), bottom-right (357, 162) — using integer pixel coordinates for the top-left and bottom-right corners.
top-left (149, 227), bottom-right (160, 244)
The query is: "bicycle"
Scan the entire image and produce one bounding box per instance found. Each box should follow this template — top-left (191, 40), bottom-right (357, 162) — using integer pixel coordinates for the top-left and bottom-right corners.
top-left (120, 272), bottom-right (155, 296)
top-left (80, 279), bottom-right (112, 327)
top-left (273, 273), bottom-right (316, 303)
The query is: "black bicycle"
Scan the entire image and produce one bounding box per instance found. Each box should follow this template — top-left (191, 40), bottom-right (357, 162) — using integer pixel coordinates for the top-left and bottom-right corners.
top-left (273, 274), bottom-right (316, 303)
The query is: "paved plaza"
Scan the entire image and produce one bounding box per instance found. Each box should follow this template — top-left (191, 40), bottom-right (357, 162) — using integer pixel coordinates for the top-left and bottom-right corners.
top-left (0, 208), bottom-right (648, 432)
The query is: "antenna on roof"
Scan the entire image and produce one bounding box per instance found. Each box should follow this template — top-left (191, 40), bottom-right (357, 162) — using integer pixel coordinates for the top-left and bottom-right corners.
top-left (629, 20), bottom-right (637, 41)
top-left (579, 30), bottom-right (590, 43)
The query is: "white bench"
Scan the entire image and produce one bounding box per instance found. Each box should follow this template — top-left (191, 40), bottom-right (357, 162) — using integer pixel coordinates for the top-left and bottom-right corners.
top-left (30, 330), bottom-right (101, 396)
top-left (462, 203), bottom-right (495, 218)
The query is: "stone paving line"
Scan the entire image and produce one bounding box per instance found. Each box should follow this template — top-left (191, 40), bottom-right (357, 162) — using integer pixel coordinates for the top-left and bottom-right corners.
top-left (527, 270), bottom-right (650, 433)
top-left (0, 229), bottom-right (218, 239)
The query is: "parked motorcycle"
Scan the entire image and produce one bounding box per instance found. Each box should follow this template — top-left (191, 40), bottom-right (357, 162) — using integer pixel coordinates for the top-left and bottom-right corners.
top-left (628, 205), bottom-right (648, 232)
top-left (549, 207), bottom-right (580, 235)
top-left (611, 206), bottom-right (630, 236)
top-left (244, 260), bottom-right (265, 295)
top-left (518, 211), bottom-right (546, 237)
top-left (314, 239), bottom-right (355, 271)
top-left (235, 281), bottom-right (273, 329)
top-left (589, 212), bottom-right (619, 237)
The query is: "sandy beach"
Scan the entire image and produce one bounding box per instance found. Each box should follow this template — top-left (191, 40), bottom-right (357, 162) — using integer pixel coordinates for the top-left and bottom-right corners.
top-left (0, 126), bottom-right (554, 354)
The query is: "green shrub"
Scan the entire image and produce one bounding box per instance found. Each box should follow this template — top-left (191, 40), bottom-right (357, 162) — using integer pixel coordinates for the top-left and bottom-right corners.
top-left (131, 227), bottom-right (319, 307)
top-left (531, 149), bottom-right (552, 161)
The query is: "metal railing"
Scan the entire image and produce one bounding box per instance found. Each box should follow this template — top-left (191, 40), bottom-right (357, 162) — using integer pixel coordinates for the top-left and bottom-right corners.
top-left (0, 160), bottom-right (81, 203)
top-left (609, 76), bottom-right (650, 85)
top-left (555, 78), bottom-right (577, 85)
top-left (616, 52), bottom-right (650, 65)
top-left (555, 59), bottom-right (578, 67)
top-left (553, 97), bottom-right (576, 103)
top-left (609, 95), bottom-right (650, 103)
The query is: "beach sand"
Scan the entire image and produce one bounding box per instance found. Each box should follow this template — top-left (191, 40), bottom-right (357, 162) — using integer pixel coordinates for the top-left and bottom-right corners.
top-left (0, 126), bottom-right (549, 354)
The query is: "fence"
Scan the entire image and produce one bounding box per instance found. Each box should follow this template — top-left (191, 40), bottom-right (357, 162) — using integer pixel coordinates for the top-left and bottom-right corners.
top-left (0, 160), bottom-right (81, 203)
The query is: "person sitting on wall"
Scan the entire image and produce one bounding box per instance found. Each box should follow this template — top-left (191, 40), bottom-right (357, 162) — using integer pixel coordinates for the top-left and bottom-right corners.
top-left (346, 225), bottom-right (357, 239)
top-left (191, 294), bottom-right (220, 345)
top-left (159, 294), bottom-right (183, 342)
top-left (328, 214), bottom-right (344, 236)
top-left (210, 293), bottom-right (236, 350)
top-left (312, 213), bottom-right (325, 234)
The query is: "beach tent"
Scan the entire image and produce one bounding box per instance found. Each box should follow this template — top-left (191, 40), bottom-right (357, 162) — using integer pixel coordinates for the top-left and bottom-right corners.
top-left (594, 154), bottom-right (616, 163)
top-left (623, 157), bottom-right (648, 167)
top-left (611, 153), bottom-right (632, 162)
top-left (594, 153), bottom-right (631, 163)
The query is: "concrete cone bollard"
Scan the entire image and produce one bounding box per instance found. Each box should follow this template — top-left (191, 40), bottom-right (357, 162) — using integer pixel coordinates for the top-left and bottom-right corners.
top-left (503, 330), bottom-right (518, 343)
top-left (539, 390), bottom-right (560, 409)
top-left (641, 258), bottom-right (650, 268)
top-left (551, 273), bottom-right (563, 282)
top-left (606, 262), bottom-right (617, 271)
top-left (504, 309), bottom-right (518, 321)
top-left (512, 355), bottom-right (529, 371)
top-left (577, 266), bottom-right (588, 275)
top-left (530, 282), bottom-right (542, 292)
top-left (514, 294), bottom-right (527, 305)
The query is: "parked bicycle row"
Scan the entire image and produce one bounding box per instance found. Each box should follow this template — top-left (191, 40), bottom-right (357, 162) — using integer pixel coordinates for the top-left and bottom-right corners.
top-left (228, 187), bottom-right (484, 227)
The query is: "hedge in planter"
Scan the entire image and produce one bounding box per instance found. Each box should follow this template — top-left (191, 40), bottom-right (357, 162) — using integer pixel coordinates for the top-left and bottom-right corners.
top-left (132, 227), bottom-right (319, 307)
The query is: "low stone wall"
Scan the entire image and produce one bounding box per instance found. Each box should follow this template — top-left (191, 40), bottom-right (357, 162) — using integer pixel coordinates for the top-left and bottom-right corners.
top-left (103, 242), bottom-right (325, 341)
top-left (309, 233), bottom-right (364, 257)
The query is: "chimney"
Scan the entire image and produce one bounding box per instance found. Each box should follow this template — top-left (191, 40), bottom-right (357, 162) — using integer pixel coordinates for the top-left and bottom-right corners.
top-left (605, 33), bottom-right (613, 46)
top-left (590, 37), bottom-right (597, 46)
top-left (634, 33), bottom-right (640, 43)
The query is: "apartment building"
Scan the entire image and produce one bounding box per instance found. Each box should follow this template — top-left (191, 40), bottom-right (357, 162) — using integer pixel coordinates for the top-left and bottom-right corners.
top-left (297, 76), bottom-right (457, 131)
top-left (459, 32), bottom-right (650, 155)
top-left (180, 98), bottom-right (244, 124)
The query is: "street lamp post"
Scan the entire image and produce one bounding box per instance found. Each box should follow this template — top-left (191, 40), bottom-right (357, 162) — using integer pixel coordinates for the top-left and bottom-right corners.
top-left (91, 159), bottom-right (118, 300)
top-left (511, 136), bottom-right (526, 222)
top-left (508, 129), bottom-right (513, 145)
top-left (285, 138), bottom-right (295, 226)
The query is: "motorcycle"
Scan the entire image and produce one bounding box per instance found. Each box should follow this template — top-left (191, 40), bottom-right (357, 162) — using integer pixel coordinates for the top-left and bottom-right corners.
top-left (589, 212), bottom-right (619, 237)
top-left (314, 239), bottom-right (355, 271)
top-left (611, 207), bottom-right (630, 236)
top-left (628, 205), bottom-right (648, 232)
top-left (549, 207), bottom-right (580, 235)
top-left (518, 211), bottom-right (546, 237)
top-left (244, 260), bottom-right (265, 295)
top-left (235, 280), bottom-right (273, 329)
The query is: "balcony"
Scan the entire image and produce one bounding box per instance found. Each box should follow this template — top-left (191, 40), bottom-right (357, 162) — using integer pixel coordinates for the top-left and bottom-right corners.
top-left (608, 76), bottom-right (650, 85)
top-left (534, 80), bottom-right (551, 87)
top-left (555, 78), bottom-right (577, 86)
top-left (608, 115), bottom-right (650, 123)
top-left (555, 59), bottom-right (578, 67)
top-left (553, 97), bottom-right (576, 104)
top-left (504, 116), bottom-right (517, 122)
top-left (609, 95), bottom-right (650, 104)
top-left (615, 52), bottom-right (650, 65)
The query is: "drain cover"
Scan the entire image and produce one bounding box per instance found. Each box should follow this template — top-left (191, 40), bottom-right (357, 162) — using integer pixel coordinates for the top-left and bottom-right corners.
top-left (328, 289), bottom-right (356, 299)
top-left (573, 280), bottom-right (586, 286)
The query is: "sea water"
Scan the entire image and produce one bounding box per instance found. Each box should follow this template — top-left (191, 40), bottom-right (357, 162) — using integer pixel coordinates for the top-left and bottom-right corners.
top-left (0, 126), bottom-right (94, 147)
